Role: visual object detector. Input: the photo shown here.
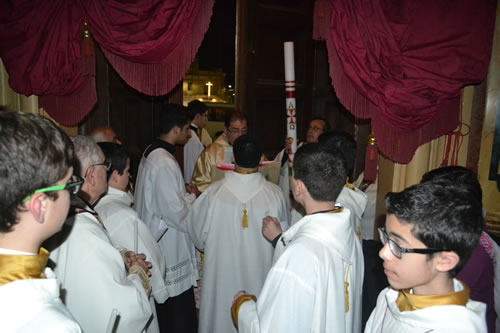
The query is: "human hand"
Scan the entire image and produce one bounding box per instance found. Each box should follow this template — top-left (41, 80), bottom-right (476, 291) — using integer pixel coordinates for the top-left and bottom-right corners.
top-left (186, 183), bottom-right (201, 197)
top-left (124, 251), bottom-right (152, 277)
top-left (262, 216), bottom-right (282, 242)
top-left (233, 290), bottom-right (250, 306)
top-left (284, 137), bottom-right (294, 154)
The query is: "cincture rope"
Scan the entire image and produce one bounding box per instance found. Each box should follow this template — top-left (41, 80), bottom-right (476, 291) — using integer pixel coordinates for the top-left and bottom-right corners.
top-left (345, 264), bottom-right (350, 313)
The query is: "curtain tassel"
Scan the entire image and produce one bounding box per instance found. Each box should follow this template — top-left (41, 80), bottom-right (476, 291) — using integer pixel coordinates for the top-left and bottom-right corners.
top-left (81, 22), bottom-right (95, 76)
top-left (364, 132), bottom-right (378, 182)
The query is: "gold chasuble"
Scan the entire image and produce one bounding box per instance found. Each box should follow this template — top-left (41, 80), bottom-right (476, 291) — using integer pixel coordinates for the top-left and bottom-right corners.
top-left (192, 134), bottom-right (232, 192)
top-left (0, 248), bottom-right (49, 286)
top-left (396, 282), bottom-right (470, 312)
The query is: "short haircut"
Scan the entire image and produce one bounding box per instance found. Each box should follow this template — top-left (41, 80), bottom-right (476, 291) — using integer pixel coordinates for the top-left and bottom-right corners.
top-left (0, 111), bottom-right (74, 232)
top-left (293, 143), bottom-right (347, 202)
top-left (71, 136), bottom-right (101, 178)
top-left (98, 142), bottom-right (129, 179)
top-left (310, 117), bottom-right (330, 132)
top-left (159, 104), bottom-right (189, 135)
top-left (187, 100), bottom-right (208, 120)
top-left (233, 135), bottom-right (263, 169)
top-left (421, 166), bottom-right (482, 204)
top-left (224, 110), bottom-right (247, 128)
top-left (319, 131), bottom-right (356, 174)
top-left (385, 181), bottom-right (483, 276)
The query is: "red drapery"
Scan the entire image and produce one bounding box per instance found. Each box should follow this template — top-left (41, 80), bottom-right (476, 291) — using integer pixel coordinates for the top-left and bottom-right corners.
top-left (0, 0), bottom-right (214, 126)
top-left (314, 0), bottom-right (496, 163)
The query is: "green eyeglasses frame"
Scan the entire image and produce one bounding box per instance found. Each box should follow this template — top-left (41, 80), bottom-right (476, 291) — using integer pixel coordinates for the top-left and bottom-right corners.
top-left (23, 175), bottom-right (84, 203)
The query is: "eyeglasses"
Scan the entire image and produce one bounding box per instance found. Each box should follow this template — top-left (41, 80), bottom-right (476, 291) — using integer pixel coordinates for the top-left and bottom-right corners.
top-left (85, 160), bottom-right (111, 177)
top-left (308, 126), bottom-right (325, 132)
top-left (91, 160), bottom-right (111, 170)
top-left (23, 175), bottom-right (84, 203)
top-left (227, 127), bottom-right (248, 135)
top-left (378, 228), bottom-right (447, 259)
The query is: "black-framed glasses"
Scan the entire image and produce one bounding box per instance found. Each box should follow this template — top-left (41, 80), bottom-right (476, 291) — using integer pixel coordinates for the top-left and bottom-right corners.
top-left (378, 227), bottom-right (448, 259)
top-left (227, 127), bottom-right (248, 135)
top-left (23, 175), bottom-right (84, 203)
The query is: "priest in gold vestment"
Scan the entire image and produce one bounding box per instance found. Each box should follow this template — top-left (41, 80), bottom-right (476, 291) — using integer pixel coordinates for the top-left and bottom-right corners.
top-left (192, 110), bottom-right (248, 192)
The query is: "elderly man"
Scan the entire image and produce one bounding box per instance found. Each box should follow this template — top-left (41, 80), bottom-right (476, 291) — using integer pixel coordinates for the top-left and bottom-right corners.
top-left (188, 135), bottom-right (288, 333)
top-left (48, 136), bottom-right (152, 333)
top-left (135, 105), bottom-right (199, 333)
top-left (192, 110), bottom-right (248, 192)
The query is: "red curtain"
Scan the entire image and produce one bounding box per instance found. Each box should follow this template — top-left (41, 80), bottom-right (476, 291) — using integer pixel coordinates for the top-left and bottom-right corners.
top-left (314, 0), bottom-right (496, 163)
top-left (0, 0), bottom-right (214, 126)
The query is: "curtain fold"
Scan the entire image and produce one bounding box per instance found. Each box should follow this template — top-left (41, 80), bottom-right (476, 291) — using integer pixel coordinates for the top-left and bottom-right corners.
top-left (85, 0), bottom-right (213, 96)
top-left (314, 0), bottom-right (496, 163)
top-left (0, 0), bottom-right (214, 125)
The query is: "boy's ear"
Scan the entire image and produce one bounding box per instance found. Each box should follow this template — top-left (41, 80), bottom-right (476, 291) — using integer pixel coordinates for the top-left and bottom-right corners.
top-left (109, 169), bottom-right (119, 185)
top-left (292, 178), bottom-right (307, 198)
top-left (435, 251), bottom-right (460, 273)
top-left (28, 193), bottom-right (48, 224)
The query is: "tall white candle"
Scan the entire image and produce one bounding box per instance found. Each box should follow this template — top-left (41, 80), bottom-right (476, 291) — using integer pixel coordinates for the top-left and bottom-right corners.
top-left (284, 42), bottom-right (297, 163)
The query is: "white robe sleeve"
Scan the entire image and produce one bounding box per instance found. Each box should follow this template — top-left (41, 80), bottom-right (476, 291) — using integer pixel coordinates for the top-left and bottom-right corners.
top-left (100, 205), bottom-right (168, 303)
top-left (151, 156), bottom-right (196, 233)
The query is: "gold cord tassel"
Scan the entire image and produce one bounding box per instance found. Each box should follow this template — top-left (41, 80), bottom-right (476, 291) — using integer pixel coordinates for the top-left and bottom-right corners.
top-left (242, 207), bottom-right (248, 228)
top-left (344, 264), bottom-right (350, 312)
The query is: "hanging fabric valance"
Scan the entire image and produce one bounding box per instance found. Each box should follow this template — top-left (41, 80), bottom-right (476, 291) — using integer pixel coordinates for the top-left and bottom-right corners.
top-left (0, 0), bottom-right (214, 126)
top-left (314, 0), bottom-right (496, 163)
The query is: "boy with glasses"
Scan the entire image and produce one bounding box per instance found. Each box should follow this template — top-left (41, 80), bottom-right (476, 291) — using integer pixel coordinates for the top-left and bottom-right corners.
top-left (0, 111), bottom-right (81, 332)
top-left (365, 181), bottom-right (487, 332)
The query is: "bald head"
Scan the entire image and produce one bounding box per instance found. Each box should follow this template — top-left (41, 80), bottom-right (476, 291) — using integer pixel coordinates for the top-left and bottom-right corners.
top-left (90, 126), bottom-right (121, 144)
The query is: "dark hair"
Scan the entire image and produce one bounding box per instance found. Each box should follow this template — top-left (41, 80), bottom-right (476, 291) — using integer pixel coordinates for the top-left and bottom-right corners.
top-left (233, 135), bottom-right (263, 169)
top-left (310, 117), bottom-right (330, 132)
top-left (385, 181), bottom-right (483, 276)
top-left (97, 142), bottom-right (129, 180)
top-left (224, 110), bottom-right (247, 128)
top-left (421, 166), bottom-right (482, 204)
top-left (187, 100), bottom-right (208, 121)
top-left (318, 131), bottom-right (356, 174)
top-left (293, 143), bottom-right (346, 202)
top-left (159, 104), bottom-right (189, 135)
top-left (0, 111), bottom-right (74, 232)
